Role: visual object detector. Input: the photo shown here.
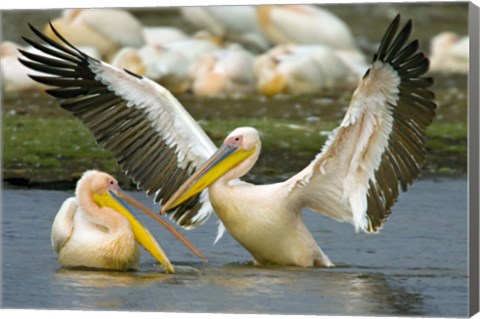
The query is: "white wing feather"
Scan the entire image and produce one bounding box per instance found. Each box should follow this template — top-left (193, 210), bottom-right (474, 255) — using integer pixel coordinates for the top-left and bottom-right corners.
top-left (285, 16), bottom-right (436, 233)
top-left (90, 61), bottom-right (217, 166)
top-left (51, 197), bottom-right (77, 253)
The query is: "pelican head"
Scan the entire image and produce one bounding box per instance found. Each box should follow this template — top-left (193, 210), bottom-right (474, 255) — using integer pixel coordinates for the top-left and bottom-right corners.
top-left (162, 127), bottom-right (261, 213)
top-left (78, 170), bottom-right (120, 195)
top-left (76, 170), bottom-right (130, 214)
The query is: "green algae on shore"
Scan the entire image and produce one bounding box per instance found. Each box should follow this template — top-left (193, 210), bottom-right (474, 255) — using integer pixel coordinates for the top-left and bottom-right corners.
top-left (2, 73), bottom-right (467, 188)
top-left (2, 103), bottom-right (467, 189)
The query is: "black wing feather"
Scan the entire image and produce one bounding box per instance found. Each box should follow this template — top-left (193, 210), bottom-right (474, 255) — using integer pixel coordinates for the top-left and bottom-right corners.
top-left (364, 14), bottom-right (436, 231)
top-left (18, 23), bottom-right (211, 229)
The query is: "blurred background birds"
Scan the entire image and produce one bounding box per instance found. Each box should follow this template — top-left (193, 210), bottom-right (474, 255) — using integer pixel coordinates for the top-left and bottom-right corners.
top-left (429, 32), bottom-right (468, 74)
top-left (2, 5), bottom-right (469, 96)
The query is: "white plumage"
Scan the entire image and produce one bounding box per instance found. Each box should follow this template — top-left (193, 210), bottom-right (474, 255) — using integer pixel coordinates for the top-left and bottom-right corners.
top-left (51, 170), bottom-right (141, 270)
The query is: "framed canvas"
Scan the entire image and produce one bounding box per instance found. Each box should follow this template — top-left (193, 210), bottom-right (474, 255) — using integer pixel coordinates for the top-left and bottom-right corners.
top-left (1, 1), bottom-right (479, 319)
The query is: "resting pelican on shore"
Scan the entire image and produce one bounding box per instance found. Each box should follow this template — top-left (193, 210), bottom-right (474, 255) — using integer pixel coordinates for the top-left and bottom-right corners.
top-left (190, 45), bottom-right (257, 97)
top-left (20, 15), bottom-right (436, 267)
top-left (44, 8), bottom-right (145, 60)
top-left (256, 5), bottom-right (359, 51)
top-left (180, 6), bottom-right (270, 52)
top-left (429, 32), bottom-right (469, 74)
top-left (1, 41), bottom-right (99, 92)
top-left (51, 170), bottom-right (205, 272)
top-left (110, 35), bottom-right (221, 94)
top-left (254, 44), bottom-right (367, 96)
top-left (1, 41), bottom-right (46, 92)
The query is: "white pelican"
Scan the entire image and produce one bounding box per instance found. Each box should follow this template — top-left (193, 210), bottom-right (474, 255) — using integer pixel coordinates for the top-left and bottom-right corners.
top-left (1, 41), bottom-right (99, 92)
top-left (142, 26), bottom-right (190, 47)
top-left (256, 5), bottom-right (359, 51)
top-left (110, 36), bottom-right (220, 94)
top-left (51, 170), bottom-right (205, 272)
top-left (20, 15), bottom-right (436, 267)
top-left (44, 8), bottom-right (145, 60)
top-left (429, 32), bottom-right (469, 74)
top-left (1, 41), bottom-right (46, 92)
top-left (180, 6), bottom-right (270, 52)
top-left (190, 45), bottom-right (257, 97)
top-left (254, 44), bottom-right (367, 96)
top-left (110, 47), bottom-right (147, 77)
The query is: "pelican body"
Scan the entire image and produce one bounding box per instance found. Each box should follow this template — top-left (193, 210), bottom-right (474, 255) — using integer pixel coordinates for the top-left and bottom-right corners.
top-left (51, 170), bottom-right (175, 271)
top-left (21, 15), bottom-right (436, 268)
top-left (208, 147), bottom-right (334, 267)
top-left (53, 197), bottom-right (140, 270)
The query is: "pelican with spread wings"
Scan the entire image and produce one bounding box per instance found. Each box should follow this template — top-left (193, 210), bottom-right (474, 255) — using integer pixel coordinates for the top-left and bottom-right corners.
top-left (19, 14), bottom-right (436, 267)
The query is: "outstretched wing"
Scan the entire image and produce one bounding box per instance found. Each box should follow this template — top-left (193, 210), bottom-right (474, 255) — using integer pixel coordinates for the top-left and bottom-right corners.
top-left (285, 15), bottom-right (436, 233)
top-left (19, 23), bottom-right (217, 229)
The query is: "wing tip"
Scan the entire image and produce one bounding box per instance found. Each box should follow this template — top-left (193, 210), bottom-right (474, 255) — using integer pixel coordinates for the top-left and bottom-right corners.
top-left (367, 14), bottom-right (433, 87)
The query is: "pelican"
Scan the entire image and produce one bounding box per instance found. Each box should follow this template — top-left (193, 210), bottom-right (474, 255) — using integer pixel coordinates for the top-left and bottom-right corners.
top-left (429, 32), bottom-right (469, 74)
top-left (44, 8), bottom-right (145, 60)
top-left (110, 36), bottom-right (220, 94)
top-left (20, 15), bottom-right (436, 267)
top-left (110, 47), bottom-right (147, 78)
top-left (1, 41), bottom-right (46, 92)
top-left (254, 44), bottom-right (367, 96)
top-left (52, 170), bottom-right (205, 272)
top-left (190, 45), bottom-right (257, 97)
top-left (256, 5), bottom-right (359, 51)
top-left (180, 6), bottom-right (270, 52)
top-left (1, 41), bottom-right (99, 92)
top-left (142, 26), bottom-right (189, 46)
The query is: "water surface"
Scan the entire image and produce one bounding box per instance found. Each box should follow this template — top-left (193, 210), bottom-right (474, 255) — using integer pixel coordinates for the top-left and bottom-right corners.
top-left (2, 178), bottom-right (468, 316)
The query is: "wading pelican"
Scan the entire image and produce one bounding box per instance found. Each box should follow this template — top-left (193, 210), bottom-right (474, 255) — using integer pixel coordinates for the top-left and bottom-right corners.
top-left (52, 170), bottom-right (205, 272)
top-left (20, 15), bottom-right (436, 267)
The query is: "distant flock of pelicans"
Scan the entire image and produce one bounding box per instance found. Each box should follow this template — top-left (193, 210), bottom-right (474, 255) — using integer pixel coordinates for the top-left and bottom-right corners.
top-left (2, 5), bottom-right (469, 96)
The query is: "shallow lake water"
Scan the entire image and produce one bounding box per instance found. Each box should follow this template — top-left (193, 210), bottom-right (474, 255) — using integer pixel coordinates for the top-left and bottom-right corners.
top-left (2, 177), bottom-right (468, 317)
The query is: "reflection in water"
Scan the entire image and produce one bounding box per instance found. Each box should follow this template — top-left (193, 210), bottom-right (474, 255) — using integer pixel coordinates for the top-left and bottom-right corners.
top-left (335, 272), bottom-right (424, 316)
top-left (200, 264), bottom-right (425, 316)
top-left (52, 262), bottom-right (425, 315)
top-left (53, 268), bottom-right (170, 289)
top-left (51, 266), bottom-right (202, 310)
